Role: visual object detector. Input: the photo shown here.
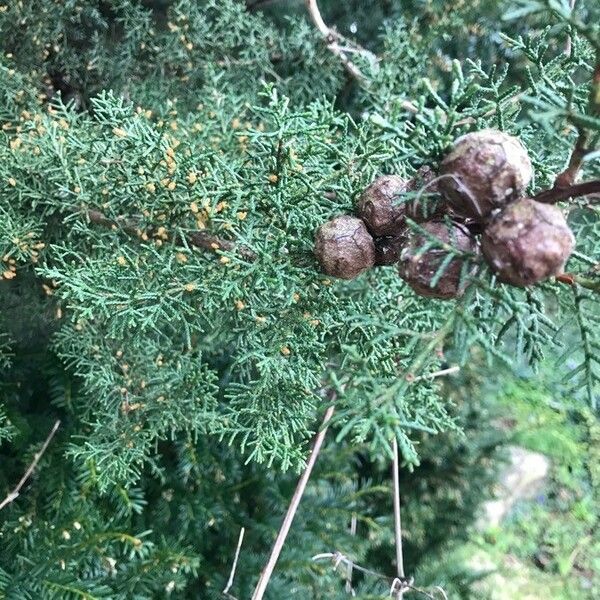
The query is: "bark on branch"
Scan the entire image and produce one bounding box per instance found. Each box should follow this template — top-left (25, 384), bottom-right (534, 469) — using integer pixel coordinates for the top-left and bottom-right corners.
top-left (532, 179), bottom-right (600, 204)
top-left (548, 60), bottom-right (600, 192)
top-left (86, 209), bottom-right (257, 261)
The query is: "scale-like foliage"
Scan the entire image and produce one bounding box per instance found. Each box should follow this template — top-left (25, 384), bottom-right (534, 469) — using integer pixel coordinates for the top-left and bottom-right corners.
top-left (0, 0), bottom-right (599, 597)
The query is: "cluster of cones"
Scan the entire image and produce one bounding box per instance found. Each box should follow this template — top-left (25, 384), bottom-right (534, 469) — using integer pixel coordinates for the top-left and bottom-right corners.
top-left (315, 129), bottom-right (575, 299)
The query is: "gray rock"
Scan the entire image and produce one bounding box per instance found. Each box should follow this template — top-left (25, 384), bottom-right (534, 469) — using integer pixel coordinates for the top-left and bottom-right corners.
top-left (479, 446), bottom-right (550, 529)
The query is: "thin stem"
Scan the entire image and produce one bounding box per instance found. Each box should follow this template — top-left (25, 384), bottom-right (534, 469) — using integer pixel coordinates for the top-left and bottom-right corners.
top-left (345, 513), bottom-right (357, 595)
top-left (551, 59), bottom-right (600, 190)
top-left (251, 404), bottom-right (335, 600)
top-left (392, 438), bottom-right (406, 599)
top-left (572, 286), bottom-right (596, 410)
top-left (304, 0), bottom-right (372, 82)
top-left (565, 0), bottom-right (577, 56)
top-left (554, 129), bottom-right (589, 190)
top-left (223, 527), bottom-right (245, 598)
top-left (410, 365), bottom-right (460, 383)
top-left (305, 0), bottom-right (329, 37)
top-left (556, 273), bottom-right (600, 294)
top-left (0, 420), bottom-right (60, 511)
top-left (86, 209), bottom-right (257, 261)
top-left (312, 552), bottom-right (440, 599)
top-left (433, 587), bottom-right (449, 600)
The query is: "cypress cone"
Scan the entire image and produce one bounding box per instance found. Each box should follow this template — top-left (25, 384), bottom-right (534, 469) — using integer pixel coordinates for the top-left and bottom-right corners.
top-left (315, 215), bottom-right (376, 279)
top-left (398, 221), bottom-right (478, 300)
top-left (481, 198), bottom-right (575, 286)
top-left (356, 175), bottom-right (410, 236)
top-left (357, 172), bottom-right (447, 241)
top-left (439, 129), bottom-right (533, 220)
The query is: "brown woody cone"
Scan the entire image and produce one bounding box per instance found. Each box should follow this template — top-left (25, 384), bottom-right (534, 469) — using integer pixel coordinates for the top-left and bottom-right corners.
top-left (356, 175), bottom-right (410, 236)
top-left (481, 198), bottom-right (574, 287)
top-left (439, 129), bottom-right (532, 220)
top-left (315, 215), bottom-right (375, 279)
top-left (398, 221), bottom-right (478, 299)
top-left (357, 172), bottom-right (448, 238)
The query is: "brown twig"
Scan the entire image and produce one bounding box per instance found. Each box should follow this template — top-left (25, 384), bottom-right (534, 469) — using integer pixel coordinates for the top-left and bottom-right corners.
top-left (555, 272), bottom-right (600, 294)
top-left (86, 209), bottom-right (257, 261)
top-left (251, 404), bottom-right (335, 600)
top-left (554, 129), bottom-right (590, 190)
top-left (303, 0), bottom-right (419, 110)
top-left (0, 420), bottom-right (60, 511)
top-left (223, 527), bottom-right (245, 599)
top-left (304, 0), bottom-right (376, 83)
top-left (550, 60), bottom-right (600, 191)
top-left (532, 179), bottom-right (600, 204)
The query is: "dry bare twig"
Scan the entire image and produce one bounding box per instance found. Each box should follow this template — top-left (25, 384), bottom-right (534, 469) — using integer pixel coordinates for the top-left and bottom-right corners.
top-left (391, 437), bottom-right (408, 599)
top-left (409, 365), bottom-right (460, 383)
top-left (223, 527), bottom-right (246, 599)
top-left (0, 420), bottom-right (60, 511)
top-left (345, 513), bottom-right (357, 596)
top-left (305, 0), bottom-right (368, 81)
top-left (251, 404), bottom-right (336, 600)
top-left (312, 551), bottom-right (443, 599)
top-left (565, 0), bottom-right (577, 56)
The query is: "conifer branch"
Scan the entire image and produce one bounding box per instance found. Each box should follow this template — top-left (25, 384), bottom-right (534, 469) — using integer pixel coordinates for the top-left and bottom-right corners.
top-left (547, 59), bottom-right (600, 192)
top-left (572, 286), bottom-right (598, 410)
top-left (0, 420), bottom-right (60, 511)
top-left (455, 93), bottom-right (523, 127)
top-left (5, 0), bottom-right (600, 595)
top-left (251, 404), bottom-right (335, 600)
top-left (377, 316), bottom-right (456, 408)
top-left (302, 2), bottom-right (419, 113)
top-left (86, 209), bottom-right (257, 261)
